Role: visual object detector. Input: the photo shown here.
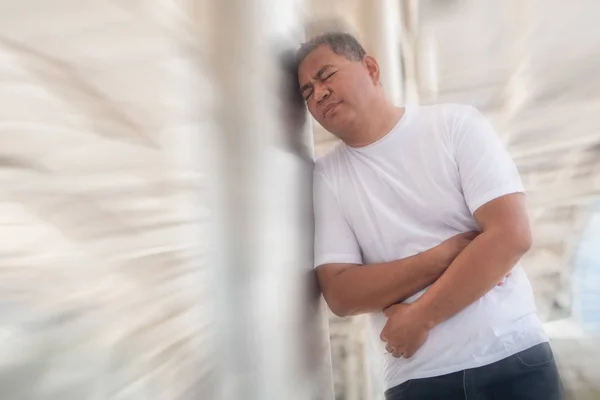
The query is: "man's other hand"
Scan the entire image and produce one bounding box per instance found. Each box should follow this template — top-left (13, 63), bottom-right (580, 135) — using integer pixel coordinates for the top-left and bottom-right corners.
top-left (380, 303), bottom-right (431, 359)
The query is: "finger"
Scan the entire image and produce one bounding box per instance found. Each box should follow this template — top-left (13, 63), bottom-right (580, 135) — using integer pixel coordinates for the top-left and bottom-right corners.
top-left (405, 343), bottom-right (425, 358)
top-left (380, 326), bottom-right (388, 342)
top-left (392, 348), bottom-right (404, 358)
top-left (383, 303), bottom-right (402, 317)
top-left (385, 344), bottom-right (395, 354)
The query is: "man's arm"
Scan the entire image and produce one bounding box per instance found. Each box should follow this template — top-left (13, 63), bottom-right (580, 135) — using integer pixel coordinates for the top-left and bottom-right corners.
top-left (412, 192), bottom-right (530, 327)
top-left (412, 106), bottom-right (531, 326)
top-left (381, 194), bottom-right (530, 358)
top-left (317, 232), bottom-right (476, 317)
top-left (381, 106), bottom-right (529, 358)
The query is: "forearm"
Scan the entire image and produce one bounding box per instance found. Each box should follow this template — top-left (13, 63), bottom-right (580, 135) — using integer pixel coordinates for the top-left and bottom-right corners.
top-left (412, 230), bottom-right (529, 328)
top-left (322, 251), bottom-right (443, 317)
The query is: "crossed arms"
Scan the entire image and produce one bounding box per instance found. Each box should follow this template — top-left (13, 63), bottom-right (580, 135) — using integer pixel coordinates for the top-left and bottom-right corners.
top-left (316, 231), bottom-right (476, 317)
top-left (317, 193), bottom-right (531, 357)
top-left (317, 193), bottom-right (531, 318)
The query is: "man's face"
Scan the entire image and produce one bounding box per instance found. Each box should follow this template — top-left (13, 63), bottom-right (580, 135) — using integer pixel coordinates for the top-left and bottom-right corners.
top-left (298, 45), bottom-right (379, 137)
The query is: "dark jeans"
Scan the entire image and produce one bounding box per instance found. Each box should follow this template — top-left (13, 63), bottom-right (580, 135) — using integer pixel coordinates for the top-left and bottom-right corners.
top-left (385, 342), bottom-right (564, 400)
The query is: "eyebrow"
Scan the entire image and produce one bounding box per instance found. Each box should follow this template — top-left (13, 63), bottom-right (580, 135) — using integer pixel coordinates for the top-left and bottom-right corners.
top-left (299, 64), bottom-right (336, 94)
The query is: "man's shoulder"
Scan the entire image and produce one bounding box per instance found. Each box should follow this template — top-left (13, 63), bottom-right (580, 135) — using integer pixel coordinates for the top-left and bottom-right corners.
top-left (314, 142), bottom-right (346, 177)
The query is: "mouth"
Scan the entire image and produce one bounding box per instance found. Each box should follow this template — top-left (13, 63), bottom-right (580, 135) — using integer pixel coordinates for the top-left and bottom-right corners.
top-left (322, 103), bottom-right (340, 118)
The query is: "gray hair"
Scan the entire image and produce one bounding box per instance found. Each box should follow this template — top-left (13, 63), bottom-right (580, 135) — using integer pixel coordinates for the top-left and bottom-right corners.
top-left (296, 32), bottom-right (367, 67)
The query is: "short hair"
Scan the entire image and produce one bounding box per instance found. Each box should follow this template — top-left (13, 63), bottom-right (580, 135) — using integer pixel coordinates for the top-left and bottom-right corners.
top-left (296, 32), bottom-right (367, 67)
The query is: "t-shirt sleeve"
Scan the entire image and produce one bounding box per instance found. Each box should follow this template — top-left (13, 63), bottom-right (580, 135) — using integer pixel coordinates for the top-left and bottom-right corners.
top-left (452, 106), bottom-right (525, 215)
top-left (313, 171), bottom-right (362, 268)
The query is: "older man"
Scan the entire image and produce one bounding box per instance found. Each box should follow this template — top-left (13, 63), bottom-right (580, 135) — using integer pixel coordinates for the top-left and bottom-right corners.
top-left (298, 32), bottom-right (563, 399)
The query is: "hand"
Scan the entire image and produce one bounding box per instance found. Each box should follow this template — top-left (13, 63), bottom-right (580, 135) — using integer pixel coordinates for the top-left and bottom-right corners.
top-left (380, 303), bottom-right (431, 359)
top-left (430, 231), bottom-right (478, 269)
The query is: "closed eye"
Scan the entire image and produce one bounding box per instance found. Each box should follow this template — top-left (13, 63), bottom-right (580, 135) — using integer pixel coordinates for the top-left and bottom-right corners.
top-left (303, 71), bottom-right (337, 101)
top-left (323, 71), bottom-right (337, 81)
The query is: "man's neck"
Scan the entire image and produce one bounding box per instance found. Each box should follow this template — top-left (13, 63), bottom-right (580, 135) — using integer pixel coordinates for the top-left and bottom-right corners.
top-left (343, 101), bottom-right (405, 148)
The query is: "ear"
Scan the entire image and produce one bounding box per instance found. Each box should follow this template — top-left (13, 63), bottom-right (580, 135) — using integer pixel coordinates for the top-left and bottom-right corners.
top-left (363, 55), bottom-right (381, 85)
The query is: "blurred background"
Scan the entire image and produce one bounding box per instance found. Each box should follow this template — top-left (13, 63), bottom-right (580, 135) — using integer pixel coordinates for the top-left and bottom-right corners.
top-left (0, 0), bottom-right (599, 399)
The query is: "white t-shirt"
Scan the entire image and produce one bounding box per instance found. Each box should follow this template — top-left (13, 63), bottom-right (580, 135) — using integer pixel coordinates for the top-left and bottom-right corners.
top-left (313, 104), bottom-right (548, 390)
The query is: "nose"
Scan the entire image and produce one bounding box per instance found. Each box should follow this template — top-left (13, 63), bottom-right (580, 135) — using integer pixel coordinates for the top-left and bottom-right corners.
top-left (313, 83), bottom-right (330, 102)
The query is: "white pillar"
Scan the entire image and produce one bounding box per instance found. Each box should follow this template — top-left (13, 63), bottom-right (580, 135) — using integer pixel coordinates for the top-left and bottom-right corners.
top-left (202, 1), bottom-right (334, 399)
top-left (359, 0), bottom-right (404, 106)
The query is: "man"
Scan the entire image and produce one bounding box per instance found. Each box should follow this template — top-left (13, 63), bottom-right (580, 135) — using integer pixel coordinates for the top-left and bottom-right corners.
top-left (297, 32), bottom-right (563, 399)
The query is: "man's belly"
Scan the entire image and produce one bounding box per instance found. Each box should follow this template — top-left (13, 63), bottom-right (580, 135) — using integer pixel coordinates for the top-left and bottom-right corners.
top-left (366, 265), bottom-right (548, 389)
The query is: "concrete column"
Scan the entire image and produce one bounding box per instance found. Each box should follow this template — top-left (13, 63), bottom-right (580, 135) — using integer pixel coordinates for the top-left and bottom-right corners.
top-left (399, 0), bottom-right (421, 105)
top-left (200, 0), bottom-right (334, 399)
top-left (359, 0), bottom-right (404, 106)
